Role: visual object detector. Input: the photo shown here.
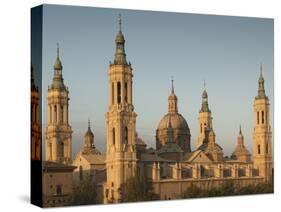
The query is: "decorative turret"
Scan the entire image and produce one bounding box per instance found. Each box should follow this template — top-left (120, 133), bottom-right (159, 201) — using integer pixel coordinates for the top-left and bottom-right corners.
top-left (113, 14), bottom-right (128, 65)
top-left (231, 125), bottom-right (251, 162)
top-left (256, 64), bottom-right (267, 100)
top-left (50, 43), bottom-right (65, 90)
top-left (196, 81), bottom-right (213, 148)
top-left (84, 119), bottom-right (94, 149)
top-left (200, 80), bottom-right (210, 113)
top-left (168, 77), bottom-right (178, 113)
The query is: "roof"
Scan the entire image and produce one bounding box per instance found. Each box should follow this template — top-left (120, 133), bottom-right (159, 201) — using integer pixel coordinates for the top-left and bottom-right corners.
top-left (140, 153), bottom-right (170, 162)
top-left (43, 161), bottom-right (76, 172)
top-left (80, 152), bottom-right (105, 165)
top-left (157, 142), bottom-right (184, 154)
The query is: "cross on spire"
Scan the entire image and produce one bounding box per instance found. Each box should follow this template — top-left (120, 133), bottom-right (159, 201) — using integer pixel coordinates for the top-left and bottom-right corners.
top-left (88, 118), bottom-right (91, 129)
top-left (260, 62), bottom-right (263, 77)
top-left (118, 14), bottom-right (122, 32)
top-left (204, 79), bottom-right (206, 90)
top-left (171, 76), bottom-right (174, 93)
top-left (56, 42), bottom-right (60, 58)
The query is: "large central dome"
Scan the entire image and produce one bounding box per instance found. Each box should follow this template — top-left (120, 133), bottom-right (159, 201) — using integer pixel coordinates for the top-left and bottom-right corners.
top-left (156, 80), bottom-right (191, 153)
top-left (157, 112), bottom-right (189, 130)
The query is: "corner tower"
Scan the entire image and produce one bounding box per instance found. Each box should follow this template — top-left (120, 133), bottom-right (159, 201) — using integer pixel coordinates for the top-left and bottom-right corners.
top-left (104, 15), bottom-right (137, 203)
top-left (45, 44), bottom-right (72, 164)
top-left (195, 81), bottom-right (213, 148)
top-left (253, 64), bottom-right (272, 183)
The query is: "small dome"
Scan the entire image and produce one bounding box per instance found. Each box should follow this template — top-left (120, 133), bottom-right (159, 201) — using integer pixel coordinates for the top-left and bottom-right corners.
top-left (157, 113), bottom-right (189, 131)
top-left (54, 57), bottom-right (62, 70)
top-left (115, 31), bottom-right (125, 43)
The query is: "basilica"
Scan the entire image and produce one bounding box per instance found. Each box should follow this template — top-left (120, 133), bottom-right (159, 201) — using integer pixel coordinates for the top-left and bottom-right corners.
top-left (36, 16), bottom-right (273, 205)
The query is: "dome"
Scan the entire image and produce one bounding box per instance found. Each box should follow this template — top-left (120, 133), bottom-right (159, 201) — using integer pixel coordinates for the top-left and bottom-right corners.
top-left (157, 112), bottom-right (189, 131)
top-left (54, 57), bottom-right (62, 70)
top-left (115, 31), bottom-right (125, 43)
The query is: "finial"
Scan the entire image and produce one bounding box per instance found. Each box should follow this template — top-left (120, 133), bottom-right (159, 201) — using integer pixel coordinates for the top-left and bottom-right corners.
top-left (171, 76), bottom-right (174, 93)
top-left (118, 14), bottom-right (122, 32)
top-left (204, 80), bottom-right (206, 90)
top-left (56, 42), bottom-right (60, 58)
top-left (260, 63), bottom-right (263, 77)
top-left (88, 118), bottom-right (91, 129)
top-left (239, 124), bottom-right (242, 134)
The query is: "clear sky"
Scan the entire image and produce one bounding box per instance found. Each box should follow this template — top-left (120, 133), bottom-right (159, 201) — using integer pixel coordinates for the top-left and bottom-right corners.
top-left (35, 4), bottom-right (274, 158)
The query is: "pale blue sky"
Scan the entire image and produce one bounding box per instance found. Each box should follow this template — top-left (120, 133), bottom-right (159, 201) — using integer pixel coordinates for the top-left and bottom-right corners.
top-left (34, 4), bottom-right (274, 157)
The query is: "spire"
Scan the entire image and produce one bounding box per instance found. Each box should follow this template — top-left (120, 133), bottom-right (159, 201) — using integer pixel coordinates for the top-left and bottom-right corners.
top-left (200, 80), bottom-right (210, 112)
top-left (237, 124), bottom-right (244, 145)
top-left (118, 13), bottom-right (122, 32)
top-left (256, 63), bottom-right (267, 99)
top-left (54, 43), bottom-right (62, 70)
top-left (171, 76), bottom-right (175, 94)
top-left (51, 43), bottom-right (65, 90)
top-left (168, 78), bottom-right (178, 113)
top-left (88, 118), bottom-right (91, 130)
top-left (113, 14), bottom-right (128, 65)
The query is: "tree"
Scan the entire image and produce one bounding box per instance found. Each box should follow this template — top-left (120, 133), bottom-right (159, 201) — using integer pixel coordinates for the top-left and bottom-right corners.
top-left (182, 182), bottom-right (273, 199)
top-left (71, 176), bottom-right (97, 205)
top-left (119, 174), bottom-right (159, 202)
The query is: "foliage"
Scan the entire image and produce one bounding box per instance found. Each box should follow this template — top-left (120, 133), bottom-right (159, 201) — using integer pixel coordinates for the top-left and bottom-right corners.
top-left (182, 182), bottom-right (273, 199)
top-left (119, 174), bottom-right (160, 202)
top-left (71, 176), bottom-right (97, 205)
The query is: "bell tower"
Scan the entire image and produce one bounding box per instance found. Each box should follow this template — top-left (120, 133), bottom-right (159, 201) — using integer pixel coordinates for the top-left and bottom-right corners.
top-left (253, 64), bottom-right (272, 183)
top-left (31, 65), bottom-right (41, 160)
top-left (196, 81), bottom-right (213, 148)
top-left (104, 15), bottom-right (137, 203)
top-left (45, 44), bottom-right (72, 164)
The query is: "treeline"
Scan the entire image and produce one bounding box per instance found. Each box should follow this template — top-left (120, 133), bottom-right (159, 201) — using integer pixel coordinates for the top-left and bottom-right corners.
top-left (182, 182), bottom-right (273, 198)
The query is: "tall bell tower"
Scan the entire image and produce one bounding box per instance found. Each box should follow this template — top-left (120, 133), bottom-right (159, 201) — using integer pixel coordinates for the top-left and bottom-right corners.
top-left (195, 81), bottom-right (213, 148)
top-left (104, 15), bottom-right (137, 203)
top-left (253, 64), bottom-right (272, 183)
top-left (45, 44), bottom-right (72, 164)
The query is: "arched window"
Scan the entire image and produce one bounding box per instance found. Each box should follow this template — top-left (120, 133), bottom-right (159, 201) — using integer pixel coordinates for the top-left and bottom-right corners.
top-left (124, 127), bottom-right (128, 144)
top-left (50, 106), bottom-right (52, 123)
top-left (112, 82), bottom-right (115, 104)
top-left (200, 124), bottom-right (202, 133)
top-left (262, 111), bottom-right (264, 124)
top-left (266, 144), bottom-right (269, 154)
top-left (112, 128), bottom-right (115, 145)
top-left (54, 105), bottom-right (57, 123)
top-left (257, 111), bottom-right (259, 124)
top-left (258, 144), bottom-right (261, 154)
top-left (60, 106), bottom-right (63, 124)
top-left (117, 81), bottom-right (121, 104)
top-left (49, 143), bottom-right (52, 160)
top-left (125, 82), bottom-right (128, 103)
top-left (61, 142), bottom-right (64, 158)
